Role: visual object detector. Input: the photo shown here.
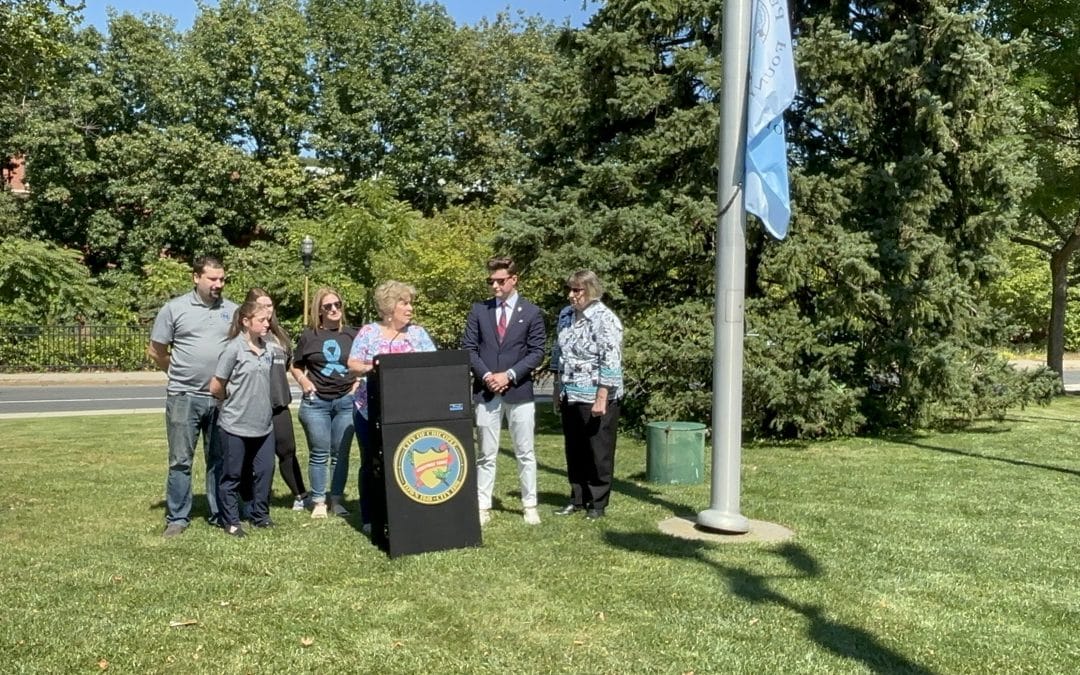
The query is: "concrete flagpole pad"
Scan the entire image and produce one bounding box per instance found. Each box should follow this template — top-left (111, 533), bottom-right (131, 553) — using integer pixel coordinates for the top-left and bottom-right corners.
top-left (658, 516), bottom-right (794, 544)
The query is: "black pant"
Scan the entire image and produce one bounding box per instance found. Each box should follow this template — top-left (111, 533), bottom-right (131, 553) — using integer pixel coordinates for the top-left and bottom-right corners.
top-left (272, 406), bottom-right (306, 498)
top-left (241, 406), bottom-right (307, 502)
top-left (560, 400), bottom-right (620, 510)
top-left (354, 410), bottom-right (374, 526)
top-left (218, 429), bottom-right (275, 526)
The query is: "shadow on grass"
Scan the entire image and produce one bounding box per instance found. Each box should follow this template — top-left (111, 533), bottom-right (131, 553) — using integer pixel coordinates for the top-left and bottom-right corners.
top-left (890, 438), bottom-right (1080, 477)
top-left (605, 532), bottom-right (935, 675)
top-left (1003, 412), bottom-right (1080, 425)
top-left (521, 407), bottom-right (700, 517)
top-left (523, 446), bottom-right (696, 517)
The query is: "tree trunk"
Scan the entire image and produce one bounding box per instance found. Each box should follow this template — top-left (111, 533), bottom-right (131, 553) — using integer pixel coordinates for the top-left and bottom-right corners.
top-left (1047, 248), bottom-right (1069, 377)
top-left (1047, 223), bottom-right (1080, 378)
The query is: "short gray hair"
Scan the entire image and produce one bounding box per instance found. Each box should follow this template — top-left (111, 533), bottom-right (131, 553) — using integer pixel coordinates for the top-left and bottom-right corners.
top-left (566, 269), bottom-right (603, 303)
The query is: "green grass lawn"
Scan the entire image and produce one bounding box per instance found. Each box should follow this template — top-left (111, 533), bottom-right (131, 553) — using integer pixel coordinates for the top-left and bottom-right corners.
top-left (2, 400), bottom-right (1078, 673)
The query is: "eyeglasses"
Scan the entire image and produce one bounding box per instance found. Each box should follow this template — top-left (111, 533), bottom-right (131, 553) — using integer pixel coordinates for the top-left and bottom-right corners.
top-left (486, 277), bottom-right (512, 286)
top-left (566, 286), bottom-right (585, 294)
top-left (321, 301), bottom-right (342, 311)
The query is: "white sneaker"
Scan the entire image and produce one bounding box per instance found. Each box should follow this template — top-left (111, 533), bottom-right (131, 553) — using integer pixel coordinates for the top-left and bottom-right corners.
top-left (311, 502), bottom-right (328, 519)
top-left (479, 509), bottom-right (492, 526)
top-left (292, 496), bottom-right (307, 511)
top-left (523, 507), bottom-right (541, 525)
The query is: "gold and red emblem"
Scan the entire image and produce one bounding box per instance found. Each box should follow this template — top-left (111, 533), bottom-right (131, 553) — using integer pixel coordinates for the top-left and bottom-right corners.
top-left (393, 427), bottom-right (467, 504)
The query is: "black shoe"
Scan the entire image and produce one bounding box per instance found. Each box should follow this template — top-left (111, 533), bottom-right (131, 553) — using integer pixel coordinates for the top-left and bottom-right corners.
top-left (225, 524), bottom-right (246, 538)
top-left (555, 504), bottom-right (582, 516)
top-left (585, 508), bottom-right (605, 520)
top-left (251, 519), bottom-right (274, 529)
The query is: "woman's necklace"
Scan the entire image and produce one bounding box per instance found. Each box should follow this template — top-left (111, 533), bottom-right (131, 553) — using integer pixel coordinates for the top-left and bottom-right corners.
top-left (381, 322), bottom-right (404, 342)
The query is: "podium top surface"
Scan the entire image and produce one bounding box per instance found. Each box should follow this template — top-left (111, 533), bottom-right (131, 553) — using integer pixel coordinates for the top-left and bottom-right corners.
top-left (374, 349), bottom-right (469, 371)
top-left (370, 349), bottom-right (472, 424)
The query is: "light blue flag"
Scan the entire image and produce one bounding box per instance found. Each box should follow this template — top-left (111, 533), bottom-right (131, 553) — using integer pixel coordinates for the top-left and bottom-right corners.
top-left (744, 0), bottom-right (796, 240)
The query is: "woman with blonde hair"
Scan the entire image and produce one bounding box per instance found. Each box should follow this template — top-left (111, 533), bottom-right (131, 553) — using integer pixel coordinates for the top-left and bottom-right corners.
top-left (347, 280), bottom-right (436, 532)
top-left (291, 287), bottom-right (357, 519)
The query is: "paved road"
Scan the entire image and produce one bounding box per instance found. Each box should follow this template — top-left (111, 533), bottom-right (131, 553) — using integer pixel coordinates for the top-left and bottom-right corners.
top-left (0, 384), bottom-right (165, 417)
top-left (0, 375), bottom-right (297, 419)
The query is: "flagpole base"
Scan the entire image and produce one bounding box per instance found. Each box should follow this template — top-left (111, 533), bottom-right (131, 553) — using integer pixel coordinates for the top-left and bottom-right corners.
top-left (696, 508), bottom-right (750, 534)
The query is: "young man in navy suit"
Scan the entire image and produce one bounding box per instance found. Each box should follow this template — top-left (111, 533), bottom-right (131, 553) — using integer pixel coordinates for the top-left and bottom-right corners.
top-left (463, 256), bottom-right (547, 525)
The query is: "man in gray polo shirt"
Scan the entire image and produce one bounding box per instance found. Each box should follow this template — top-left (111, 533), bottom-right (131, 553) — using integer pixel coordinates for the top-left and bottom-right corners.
top-left (148, 256), bottom-right (238, 537)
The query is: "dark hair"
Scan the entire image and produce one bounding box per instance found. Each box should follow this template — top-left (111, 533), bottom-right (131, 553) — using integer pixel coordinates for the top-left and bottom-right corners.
top-left (486, 256), bottom-right (518, 276)
top-left (193, 256), bottom-right (224, 275)
top-left (228, 299), bottom-right (266, 339)
top-left (245, 287), bottom-right (290, 347)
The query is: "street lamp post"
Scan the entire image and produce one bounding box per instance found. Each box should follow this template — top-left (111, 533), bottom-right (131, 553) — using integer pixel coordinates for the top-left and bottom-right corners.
top-left (300, 235), bottom-right (314, 323)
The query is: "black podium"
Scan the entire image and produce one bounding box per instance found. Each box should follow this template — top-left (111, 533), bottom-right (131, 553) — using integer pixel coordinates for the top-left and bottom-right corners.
top-left (367, 350), bottom-right (481, 557)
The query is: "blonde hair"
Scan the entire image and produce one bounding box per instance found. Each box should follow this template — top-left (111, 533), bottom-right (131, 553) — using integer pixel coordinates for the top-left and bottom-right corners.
top-left (308, 286), bottom-right (348, 330)
top-left (373, 280), bottom-right (417, 320)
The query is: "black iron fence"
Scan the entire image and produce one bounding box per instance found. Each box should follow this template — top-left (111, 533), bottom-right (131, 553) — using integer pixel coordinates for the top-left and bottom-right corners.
top-left (0, 324), bottom-right (153, 372)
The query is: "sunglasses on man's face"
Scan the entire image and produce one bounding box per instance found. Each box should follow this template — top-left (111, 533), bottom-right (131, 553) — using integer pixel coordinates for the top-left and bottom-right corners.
top-left (486, 277), bottom-right (512, 286)
top-left (321, 301), bottom-right (342, 311)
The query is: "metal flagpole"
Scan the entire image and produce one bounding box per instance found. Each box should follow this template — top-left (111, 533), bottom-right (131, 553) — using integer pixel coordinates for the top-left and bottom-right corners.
top-left (698, 0), bottom-right (752, 534)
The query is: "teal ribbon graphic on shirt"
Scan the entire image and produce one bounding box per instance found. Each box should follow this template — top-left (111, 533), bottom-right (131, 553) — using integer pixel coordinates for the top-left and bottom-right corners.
top-left (320, 339), bottom-right (348, 377)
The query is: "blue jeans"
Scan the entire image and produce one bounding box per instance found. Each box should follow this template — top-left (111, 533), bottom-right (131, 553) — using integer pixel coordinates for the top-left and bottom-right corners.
top-left (164, 392), bottom-right (223, 526)
top-left (299, 393), bottom-right (354, 502)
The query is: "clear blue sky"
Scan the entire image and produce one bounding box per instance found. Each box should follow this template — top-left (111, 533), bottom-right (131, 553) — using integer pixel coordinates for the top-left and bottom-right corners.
top-left (79, 1), bottom-right (597, 32)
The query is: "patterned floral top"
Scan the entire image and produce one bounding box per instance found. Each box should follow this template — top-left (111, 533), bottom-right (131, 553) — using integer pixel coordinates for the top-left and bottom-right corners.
top-left (550, 301), bottom-right (623, 404)
top-left (349, 322), bottom-right (437, 418)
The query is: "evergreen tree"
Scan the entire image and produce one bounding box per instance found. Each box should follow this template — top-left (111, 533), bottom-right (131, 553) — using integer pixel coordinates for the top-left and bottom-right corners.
top-left (501, 0), bottom-right (1051, 436)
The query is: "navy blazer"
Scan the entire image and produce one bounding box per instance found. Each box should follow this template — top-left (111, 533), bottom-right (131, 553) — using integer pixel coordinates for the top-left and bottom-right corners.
top-left (462, 296), bottom-right (547, 404)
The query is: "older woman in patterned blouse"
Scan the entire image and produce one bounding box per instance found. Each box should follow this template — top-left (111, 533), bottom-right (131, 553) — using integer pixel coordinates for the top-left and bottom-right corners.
top-left (550, 269), bottom-right (623, 520)
top-left (347, 280), bottom-right (437, 533)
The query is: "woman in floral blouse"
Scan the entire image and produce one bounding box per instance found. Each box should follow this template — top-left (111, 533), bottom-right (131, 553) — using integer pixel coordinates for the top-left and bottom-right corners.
top-left (347, 280), bottom-right (436, 532)
top-left (550, 269), bottom-right (623, 520)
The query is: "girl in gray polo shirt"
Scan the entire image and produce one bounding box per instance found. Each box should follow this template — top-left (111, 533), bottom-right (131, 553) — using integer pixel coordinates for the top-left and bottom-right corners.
top-left (210, 300), bottom-right (276, 538)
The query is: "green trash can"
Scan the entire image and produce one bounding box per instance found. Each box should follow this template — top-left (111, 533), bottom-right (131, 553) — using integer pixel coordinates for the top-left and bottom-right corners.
top-left (646, 421), bottom-right (706, 484)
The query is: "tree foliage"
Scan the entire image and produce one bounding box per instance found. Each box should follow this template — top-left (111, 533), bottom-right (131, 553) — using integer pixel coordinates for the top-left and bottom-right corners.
top-left (0, 0), bottom-right (1064, 432)
top-left (0, 238), bottom-right (94, 323)
top-left (984, 0), bottom-right (1080, 377)
top-left (185, 0), bottom-right (313, 160)
top-left (501, 0), bottom-right (1052, 436)
top-left (307, 0), bottom-right (461, 213)
top-left (371, 206), bottom-right (495, 347)
top-left (0, 0), bottom-right (83, 158)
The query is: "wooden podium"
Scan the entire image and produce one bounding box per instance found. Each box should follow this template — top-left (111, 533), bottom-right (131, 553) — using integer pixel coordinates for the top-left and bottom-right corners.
top-left (367, 350), bottom-right (482, 557)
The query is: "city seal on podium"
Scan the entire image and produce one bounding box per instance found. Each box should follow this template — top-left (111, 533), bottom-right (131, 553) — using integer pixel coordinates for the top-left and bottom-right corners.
top-left (393, 427), bottom-right (468, 505)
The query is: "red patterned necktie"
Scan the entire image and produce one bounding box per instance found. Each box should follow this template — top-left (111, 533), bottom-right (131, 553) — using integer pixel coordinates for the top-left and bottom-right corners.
top-left (497, 302), bottom-right (508, 341)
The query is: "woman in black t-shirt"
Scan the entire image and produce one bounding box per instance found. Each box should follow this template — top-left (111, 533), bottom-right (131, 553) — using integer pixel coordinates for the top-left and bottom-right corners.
top-left (291, 287), bottom-right (358, 519)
